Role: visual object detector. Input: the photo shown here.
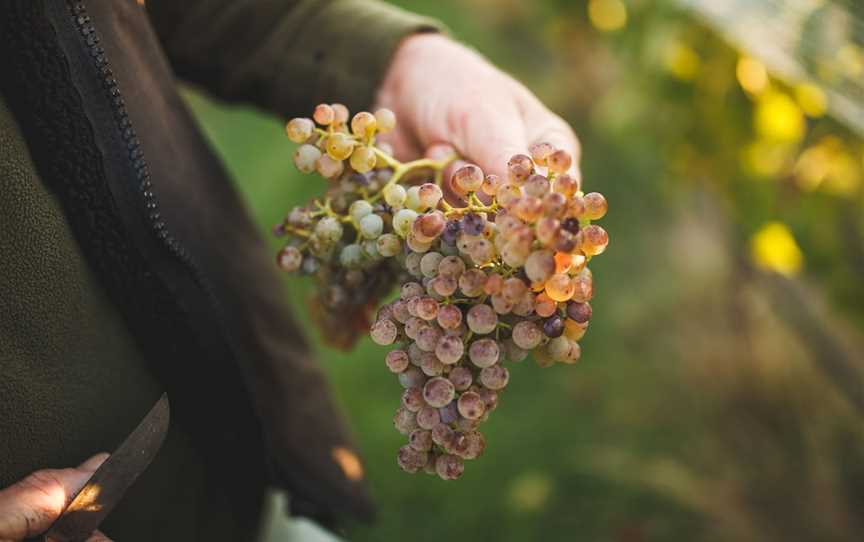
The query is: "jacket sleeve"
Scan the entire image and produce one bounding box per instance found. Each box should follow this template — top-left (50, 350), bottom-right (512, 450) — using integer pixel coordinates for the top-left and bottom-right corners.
top-left (145, 0), bottom-right (442, 117)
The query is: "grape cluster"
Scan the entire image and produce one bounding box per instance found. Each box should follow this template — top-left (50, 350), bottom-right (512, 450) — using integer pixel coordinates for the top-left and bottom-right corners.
top-left (276, 104), bottom-right (609, 480)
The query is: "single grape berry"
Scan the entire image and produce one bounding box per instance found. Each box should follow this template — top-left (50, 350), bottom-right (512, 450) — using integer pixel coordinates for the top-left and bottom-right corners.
top-left (461, 213), bottom-right (486, 236)
top-left (457, 391), bottom-right (486, 420)
top-left (277, 246), bottom-right (303, 272)
top-left (423, 377), bottom-right (456, 408)
top-left (285, 117), bottom-right (314, 143)
top-left (543, 315), bottom-right (565, 338)
top-left (566, 301), bottom-right (592, 324)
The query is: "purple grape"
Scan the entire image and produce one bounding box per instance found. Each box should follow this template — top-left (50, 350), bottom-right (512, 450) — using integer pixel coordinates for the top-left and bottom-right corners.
top-left (461, 213), bottom-right (485, 236)
top-left (543, 315), bottom-right (565, 338)
top-left (441, 220), bottom-right (462, 246)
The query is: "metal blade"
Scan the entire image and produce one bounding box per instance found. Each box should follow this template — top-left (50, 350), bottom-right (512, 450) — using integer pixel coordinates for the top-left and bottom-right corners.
top-left (44, 393), bottom-right (170, 542)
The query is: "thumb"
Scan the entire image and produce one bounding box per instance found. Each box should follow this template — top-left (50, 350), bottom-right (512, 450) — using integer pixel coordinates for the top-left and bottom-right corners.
top-left (0, 453), bottom-right (109, 540)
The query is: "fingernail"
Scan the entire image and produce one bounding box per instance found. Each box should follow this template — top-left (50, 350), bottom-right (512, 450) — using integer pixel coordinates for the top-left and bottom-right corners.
top-left (79, 453), bottom-right (110, 472)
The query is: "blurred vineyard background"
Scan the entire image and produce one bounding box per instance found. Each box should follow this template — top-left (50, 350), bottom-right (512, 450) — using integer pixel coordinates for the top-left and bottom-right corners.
top-left (183, 0), bottom-right (864, 540)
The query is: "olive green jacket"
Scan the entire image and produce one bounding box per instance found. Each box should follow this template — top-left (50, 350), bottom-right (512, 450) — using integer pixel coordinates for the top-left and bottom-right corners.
top-left (0, 1), bottom-right (438, 540)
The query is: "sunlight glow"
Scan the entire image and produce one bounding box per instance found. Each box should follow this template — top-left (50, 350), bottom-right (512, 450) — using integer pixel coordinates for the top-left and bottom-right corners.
top-left (331, 447), bottom-right (364, 481)
top-left (750, 222), bottom-right (804, 276)
top-left (588, 0), bottom-right (628, 32)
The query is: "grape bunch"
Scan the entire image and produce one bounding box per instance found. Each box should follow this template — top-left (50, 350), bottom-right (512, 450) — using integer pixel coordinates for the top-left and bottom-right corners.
top-left (275, 103), bottom-right (609, 480)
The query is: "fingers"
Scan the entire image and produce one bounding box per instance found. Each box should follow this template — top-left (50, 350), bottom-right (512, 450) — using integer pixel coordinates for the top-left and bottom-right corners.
top-left (443, 98), bottom-right (529, 182)
top-left (85, 529), bottom-right (113, 541)
top-left (0, 453), bottom-right (108, 540)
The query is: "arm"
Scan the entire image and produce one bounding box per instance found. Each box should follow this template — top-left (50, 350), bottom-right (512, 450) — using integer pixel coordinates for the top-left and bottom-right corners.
top-left (145, 0), bottom-right (441, 118)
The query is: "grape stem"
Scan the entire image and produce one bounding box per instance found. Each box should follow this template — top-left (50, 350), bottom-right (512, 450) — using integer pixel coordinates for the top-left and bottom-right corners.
top-left (368, 148), bottom-right (458, 204)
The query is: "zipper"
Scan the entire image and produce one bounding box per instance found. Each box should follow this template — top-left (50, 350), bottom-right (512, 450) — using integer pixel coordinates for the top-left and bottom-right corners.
top-left (67, 0), bottom-right (190, 262)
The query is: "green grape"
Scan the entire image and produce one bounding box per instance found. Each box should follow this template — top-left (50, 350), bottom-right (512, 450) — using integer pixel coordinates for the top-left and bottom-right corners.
top-left (277, 245), bottom-right (303, 272)
top-left (349, 199), bottom-right (373, 223)
top-left (420, 252), bottom-right (444, 278)
top-left (393, 209), bottom-right (419, 238)
top-left (285, 117), bottom-right (314, 143)
top-left (383, 183), bottom-right (407, 208)
top-left (350, 145), bottom-right (377, 173)
top-left (293, 144), bottom-right (322, 173)
top-left (351, 111), bottom-right (377, 138)
top-left (339, 243), bottom-right (364, 268)
top-left (375, 108), bottom-right (396, 133)
top-left (314, 216), bottom-right (343, 243)
top-left (404, 252), bottom-right (423, 277)
top-left (405, 186), bottom-right (422, 211)
top-left (326, 133), bottom-right (354, 160)
top-left (546, 336), bottom-right (572, 362)
top-left (376, 233), bottom-right (402, 257)
top-left (359, 213), bottom-right (384, 239)
top-left (415, 297), bottom-right (439, 321)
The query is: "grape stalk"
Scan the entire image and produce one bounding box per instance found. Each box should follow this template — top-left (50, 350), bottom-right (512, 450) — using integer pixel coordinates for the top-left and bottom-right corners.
top-left (276, 103), bottom-right (609, 480)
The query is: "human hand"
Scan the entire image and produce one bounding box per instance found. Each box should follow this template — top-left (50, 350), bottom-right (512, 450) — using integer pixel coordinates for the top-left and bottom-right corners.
top-left (0, 453), bottom-right (112, 542)
top-left (376, 33), bottom-right (581, 184)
